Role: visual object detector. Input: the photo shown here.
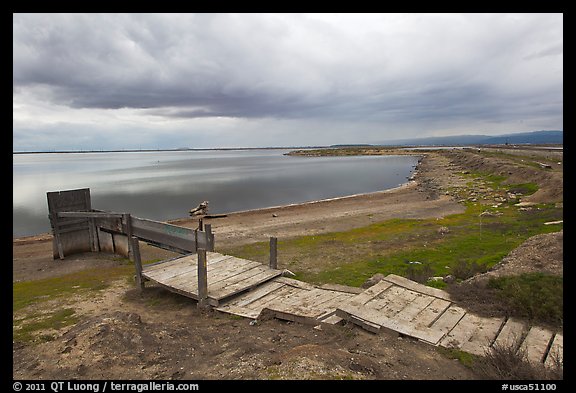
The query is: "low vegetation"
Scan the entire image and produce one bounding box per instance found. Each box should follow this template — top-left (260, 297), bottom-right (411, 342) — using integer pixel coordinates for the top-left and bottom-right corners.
top-left (13, 265), bottom-right (134, 343)
top-left (222, 169), bottom-right (562, 329)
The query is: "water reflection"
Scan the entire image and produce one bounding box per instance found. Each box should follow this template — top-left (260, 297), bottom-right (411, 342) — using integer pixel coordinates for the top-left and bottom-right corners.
top-left (13, 150), bottom-right (419, 237)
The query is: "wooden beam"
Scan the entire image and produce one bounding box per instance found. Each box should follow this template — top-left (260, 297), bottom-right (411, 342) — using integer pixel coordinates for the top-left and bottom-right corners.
top-left (205, 224), bottom-right (214, 251)
top-left (131, 236), bottom-right (145, 290)
top-left (57, 211), bottom-right (125, 219)
top-left (197, 249), bottom-right (209, 309)
top-left (269, 236), bottom-right (278, 270)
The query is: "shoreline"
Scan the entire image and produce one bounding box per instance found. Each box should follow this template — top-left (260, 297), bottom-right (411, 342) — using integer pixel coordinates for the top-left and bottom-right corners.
top-left (14, 155), bottom-right (425, 243)
top-left (13, 180), bottom-right (421, 244)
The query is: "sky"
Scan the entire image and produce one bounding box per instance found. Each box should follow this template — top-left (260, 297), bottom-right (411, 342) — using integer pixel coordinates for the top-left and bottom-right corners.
top-left (13, 13), bottom-right (563, 151)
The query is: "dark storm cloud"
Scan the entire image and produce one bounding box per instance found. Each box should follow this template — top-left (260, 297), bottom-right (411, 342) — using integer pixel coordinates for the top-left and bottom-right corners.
top-left (13, 13), bottom-right (563, 150)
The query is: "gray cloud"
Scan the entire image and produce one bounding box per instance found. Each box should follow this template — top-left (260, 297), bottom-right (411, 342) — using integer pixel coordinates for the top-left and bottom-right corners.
top-left (13, 13), bottom-right (563, 150)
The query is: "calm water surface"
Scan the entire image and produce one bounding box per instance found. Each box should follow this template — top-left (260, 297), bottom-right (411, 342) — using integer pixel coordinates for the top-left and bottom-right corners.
top-left (13, 149), bottom-right (420, 237)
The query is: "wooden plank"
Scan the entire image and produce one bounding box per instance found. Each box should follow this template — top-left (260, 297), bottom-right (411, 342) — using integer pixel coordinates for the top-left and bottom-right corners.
top-left (413, 305), bottom-right (466, 345)
top-left (94, 217), bottom-right (123, 233)
top-left (382, 274), bottom-right (452, 301)
top-left (164, 257), bottom-right (259, 290)
top-left (215, 304), bottom-right (262, 319)
top-left (519, 326), bottom-right (554, 365)
top-left (492, 317), bottom-right (528, 351)
top-left (209, 269), bottom-right (283, 301)
top-left (222, 280), bottom-right (287, 308)
top-left (439, 313), bottom-right (483, 349)
top-left (143, 252), bottom-right (230, 273)
top-left (97, 228), bottom-right (115, 253)
top-left (112, 233), bottom-right (129, 257)
top-left (319, 283), bottom-right (363, 294)
top-left (144, 260), bottom-right (200, 282)
top-left (338, 280), bottom-right (394, 313)
top-left (271, 288), bottom-right (340, 318)
top-left (373, 287), bottom-right (420, 318)
top-left (394, 293), bottom-right (436, 322)
top-left (197, 249), bottom-right (208, 308)
top-left (131, 236), bottom-right (145, 290)
top-left (544, 333), bottom-right (563, 368)
top-left (459, 316), bottom-right (506, 356)
top-left (208, 263), bottom-right (271, 291)
top-left (410, 298), bottom-right (452, 329)
top-left (131, 216), bottom-right (197, 253)
top-left (320, 314), bottom-right (344, 325)
top-left (344, 314), bottom-right (381, 334)
top-left (274, 276), bottom-right (317, 290)
top-left (199, 258), bottom-right (261, 285)
top-left (58, 211), bottom-right (124, 219)
top-left (269, 237), bottom-right (277, 269)
top-left (244, 285), bottom-right (303, 312)
top-left (315, 292), bottom-right (357, 321)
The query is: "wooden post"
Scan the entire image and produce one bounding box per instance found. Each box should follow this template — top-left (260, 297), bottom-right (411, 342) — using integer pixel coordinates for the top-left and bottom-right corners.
top-left (50, 213), bottom-right (65, 260)
top-left (131, 236), bottom-right (145, 290)
top-left (269, 237), bottom-right (278, 270)
top-left (205, 224), bottom-right (214, 252)
top-left (123, 213), bottom-right (134, 261)
top-left (197, 248), bottom-right (209, 309)
top-left (198, 217), bottom-right (204, 231)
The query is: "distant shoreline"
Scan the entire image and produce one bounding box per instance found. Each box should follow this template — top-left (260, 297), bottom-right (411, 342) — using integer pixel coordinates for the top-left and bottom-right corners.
top-left (12, 146), bottom-right (322, 154)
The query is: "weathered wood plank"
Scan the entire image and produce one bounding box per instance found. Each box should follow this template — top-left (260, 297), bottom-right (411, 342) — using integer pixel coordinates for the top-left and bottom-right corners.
top-left (319, 283), bottom-right (363, 294)
top-left (208, 264), bottom-right (279, 296)
top-left (344, 314), bottom-right (381, 334)
top-left (274, 276), bottom-right (317, 290)
top-left (394, 293), bottom-right (436, 322)
top-left (492, 317), bottom-right (528, 351)
top-left (338, 280), bottom-right (394, 312)
top-left (320, 314), bottom-right (345, 325)
top-left (209, 269), bottom-right (283, 301)
top-left (374, 287), bottom-right (420, 318)
top-left (223, 280), bottom-right (287, 308)
top-left (215, 304), bottom-right (262, 319)
top-left (520, 326), bottom-right (554, 365)
top-left (459, 316), bottom-right (506, 356)
top-left (439, 313), bottom-right (483, 349)
top-left (97, 228), bottom-right (115, 254)
top-left (58, 211), bottom-right (124, 219)
top-left (269, 237), bottom-right (277, 269)
top-left (544, 333), bottom-right (563, 368)
top-left (314, 292), bottom-right (357, 321)
top-left (131, 216), bottom-right (197, 253)
top-left (197, 249), bottom-right (208, 308)
top-left (415, 305), bottom-right (466, 345)
top-left (382, 274), bottom-right (452, 301)
top-left (409, 297), bottom-right (452, 329)
top-left (198, 259), bottom-right (262, 286)
top-left (271, 289), bottom-right (340, 318)
top-left (244, 285), bottom-right (303, 312)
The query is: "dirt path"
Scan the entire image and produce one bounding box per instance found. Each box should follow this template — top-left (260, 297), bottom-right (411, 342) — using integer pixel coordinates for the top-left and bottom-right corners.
top-left (12, 147), bottom-right (563, 380)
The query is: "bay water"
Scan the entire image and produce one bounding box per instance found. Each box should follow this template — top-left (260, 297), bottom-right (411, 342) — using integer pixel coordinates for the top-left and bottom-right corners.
top-left (13, 149), bottom-right (419, 238)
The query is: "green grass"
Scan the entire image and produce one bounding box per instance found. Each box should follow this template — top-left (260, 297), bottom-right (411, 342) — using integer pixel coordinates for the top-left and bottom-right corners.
top-left (222, 167), bottom-right (561, 289)
top-left (13, 264), bottom-right (137, 344)
top-left (487, 273), bottom-right (563, 326)
top-left (13, 265), bottom-right (134, 312)
top-left (13, 308), bottom-right (79, 343)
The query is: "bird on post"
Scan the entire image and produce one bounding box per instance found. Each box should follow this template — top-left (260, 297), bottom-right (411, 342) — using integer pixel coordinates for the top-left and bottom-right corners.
top-left (189, 201), bottom-right (209, 216)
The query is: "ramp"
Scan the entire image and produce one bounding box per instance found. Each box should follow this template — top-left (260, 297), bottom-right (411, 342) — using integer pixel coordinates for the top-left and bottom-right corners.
top-left (142, 251), bottom-right (283, 306)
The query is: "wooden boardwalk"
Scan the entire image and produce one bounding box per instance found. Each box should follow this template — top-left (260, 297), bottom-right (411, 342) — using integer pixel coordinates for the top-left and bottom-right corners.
top-left (335, 274), bottom-right (563, 367)
top-left (142, 251), bottom-right (283, 306)
top-left (216, 277), bottom-right (361, 325)
top-left (142, 255), bottom-right (562, 369)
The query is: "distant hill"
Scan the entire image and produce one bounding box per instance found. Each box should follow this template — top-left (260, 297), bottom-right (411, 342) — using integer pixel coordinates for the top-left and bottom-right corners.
top-left (376, 130), bottom-right (563, 146)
